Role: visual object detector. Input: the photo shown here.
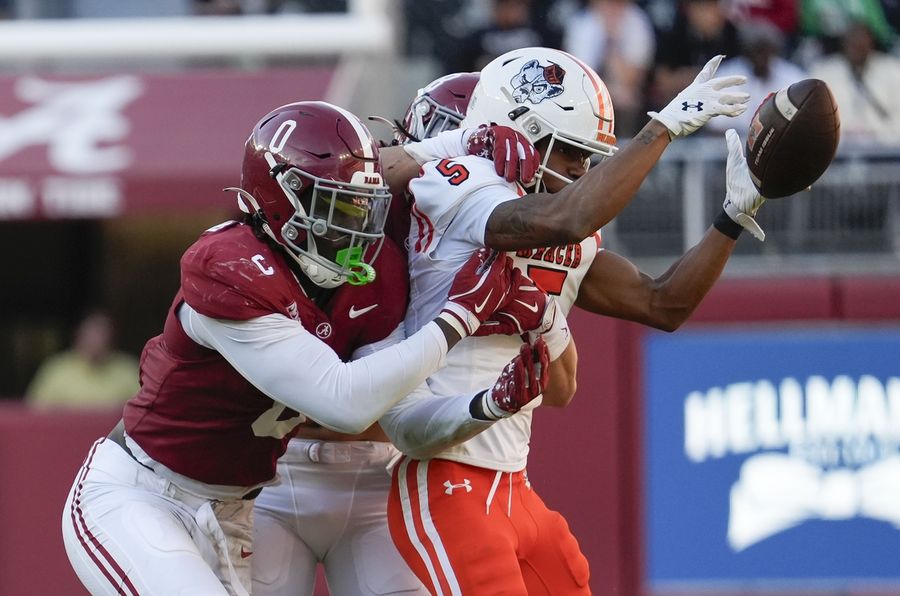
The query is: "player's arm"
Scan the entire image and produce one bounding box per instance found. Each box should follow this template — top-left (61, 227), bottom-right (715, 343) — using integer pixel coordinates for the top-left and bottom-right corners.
top-left (178, 248), bottom-right (514, 434)
top-left (484, 121), bottom-right (671, 249)
top-left (379, 339), bottom-right (550, 460)
top-left (574, 129), bottom-right (764, 329)
top-left (380, 125), bottom-right (539, 194)
top-left (574, 230), bottom-right (735, 331)
top-left (483, 56), bottom-right (750, 251)
top-left (380, 144), bottom-right (422, 196)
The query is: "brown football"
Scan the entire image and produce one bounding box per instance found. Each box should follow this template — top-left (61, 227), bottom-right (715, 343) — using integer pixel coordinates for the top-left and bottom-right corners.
top-left (745, 78), bottom-right (840, 198)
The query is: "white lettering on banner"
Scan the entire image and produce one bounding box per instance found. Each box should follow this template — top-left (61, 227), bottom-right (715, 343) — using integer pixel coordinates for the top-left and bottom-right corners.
top-left (0, 76), bottom-right (143, 174)
top-left (685, 375), bottom-right (900, 462)
top-left (683, 375), bottom-right (900, 551)
top-left (42, 177), bottom-right (121, 217)
top-left (0, 179), bottom-right (36, 218)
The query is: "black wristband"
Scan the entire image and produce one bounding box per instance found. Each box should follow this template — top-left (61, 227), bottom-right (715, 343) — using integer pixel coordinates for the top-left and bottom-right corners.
top-left (713, 209), bottom-right (743, 240)
top-left (469, 390), bottom-right (491, 421)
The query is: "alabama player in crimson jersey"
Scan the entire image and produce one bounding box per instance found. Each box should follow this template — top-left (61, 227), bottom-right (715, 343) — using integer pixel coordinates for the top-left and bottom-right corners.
top-left (61, 101), bottom-right (555, 596)
top-left (380, 48), bottom-right (762, 594)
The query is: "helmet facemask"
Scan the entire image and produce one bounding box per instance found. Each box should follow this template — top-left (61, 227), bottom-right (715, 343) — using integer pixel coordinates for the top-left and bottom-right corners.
top-left (269, 153), bottom-right (391, 288)
top-left (519, 110), bottom-right (617, 192)
top-left (407, 94), bottom-right (466, 142)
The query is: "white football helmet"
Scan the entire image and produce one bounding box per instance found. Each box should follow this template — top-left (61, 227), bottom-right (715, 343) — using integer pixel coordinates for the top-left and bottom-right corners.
top-left (461, 47), bottom-right (617, 190)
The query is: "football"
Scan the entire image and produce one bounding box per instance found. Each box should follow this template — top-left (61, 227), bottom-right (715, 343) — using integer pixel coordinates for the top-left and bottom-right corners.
top-left (745, 78), bottom-right (840, 198)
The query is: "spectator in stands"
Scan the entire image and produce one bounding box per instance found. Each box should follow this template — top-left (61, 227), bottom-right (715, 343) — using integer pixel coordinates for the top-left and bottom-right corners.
top-left (809, 20), bottom-right (900, 144)
top-left (799, 0), bottom-right (895, 57)
top-left (707, 19), bottom-right (807, 136)
top-left (651, 0), bottom-right (741, 109)
top-left (451, 0), bottom-right (546, 72)
top-left (727, 0), bottom-right (799, 40)
top-left (564, 0), bottom-right (656, 136)
top-left (26, 310), bottom-right (139, 409)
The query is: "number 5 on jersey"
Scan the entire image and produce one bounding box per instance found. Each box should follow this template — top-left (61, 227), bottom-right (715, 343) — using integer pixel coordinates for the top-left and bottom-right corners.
top-left (437, 159), bottom-right (470, 186)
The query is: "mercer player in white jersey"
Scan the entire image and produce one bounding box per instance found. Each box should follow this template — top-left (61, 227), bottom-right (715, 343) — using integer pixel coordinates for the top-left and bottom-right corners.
top-left (379, 48), bottom-right (772, 594)
top-left (61, 101), bottom-right (556, 596)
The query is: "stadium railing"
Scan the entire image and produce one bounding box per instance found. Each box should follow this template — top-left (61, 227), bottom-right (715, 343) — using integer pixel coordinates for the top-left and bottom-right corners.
top-left (604, 136), bottom-right (900, 276)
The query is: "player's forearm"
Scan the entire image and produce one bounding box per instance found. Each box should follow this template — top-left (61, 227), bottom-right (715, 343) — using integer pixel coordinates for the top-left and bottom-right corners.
top-left (380, 145), bottom-right (421, 196)
top-left (184, 308), bottom-right (452, 435)
top-left (484, 121), bottom-right (670, 251)
top-left (295, 321), bottom-right (453, 433)
top-left (381, 128), bottom-right (471, 194)
top-left (648, 226), bottom-right (737, 331)
top-left (554, 120), bottom-right (672, 237)
top-left (379, 389), bottom-right (493, 460)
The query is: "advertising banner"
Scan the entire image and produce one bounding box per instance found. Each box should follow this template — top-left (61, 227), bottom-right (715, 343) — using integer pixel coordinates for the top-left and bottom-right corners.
top-left (644, 326), bottom-right (900, 590)
top-left (0, 68), bottom-right (334, 219)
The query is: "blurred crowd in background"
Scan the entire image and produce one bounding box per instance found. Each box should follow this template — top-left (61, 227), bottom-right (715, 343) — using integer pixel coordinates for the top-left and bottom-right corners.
top-left (4, 0), bottom-right (898, 144)
top-left (406, 0), bottom-right (900, 143)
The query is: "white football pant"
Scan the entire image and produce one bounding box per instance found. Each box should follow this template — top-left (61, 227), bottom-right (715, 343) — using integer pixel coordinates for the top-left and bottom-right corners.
top-left (251, 438), bottom-right (427, 596)
top-left (62, 438), bottom-right (254, 596)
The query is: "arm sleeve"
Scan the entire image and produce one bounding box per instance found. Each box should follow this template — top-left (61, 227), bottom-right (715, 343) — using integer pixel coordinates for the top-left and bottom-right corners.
top-left (403, 127), bottom-right (471, 165)
top-left (378, 382), bottom-right (494, 460)
top-left (352, 323), bottom-right (495, 459)
top-left (178, 304), bottom-right (449, 435)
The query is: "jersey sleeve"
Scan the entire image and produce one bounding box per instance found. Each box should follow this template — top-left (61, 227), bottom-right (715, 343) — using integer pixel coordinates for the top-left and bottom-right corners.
top-left (378, 382), bottom-right (494, 460)
top-left (408, 156), bottom-right (520, 259)
top-left (178, 304), bottom-right (453, 435)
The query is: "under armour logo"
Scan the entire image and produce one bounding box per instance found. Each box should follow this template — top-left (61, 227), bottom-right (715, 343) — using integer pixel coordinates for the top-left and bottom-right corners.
top-left (682, 101), bottom-right (704, 112)
top-left (443, 479), bottom-right (472, 495)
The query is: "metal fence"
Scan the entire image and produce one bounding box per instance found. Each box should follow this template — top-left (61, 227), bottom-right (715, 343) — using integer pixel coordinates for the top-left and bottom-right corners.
top-left (602, 137), bottom-right (900, 275)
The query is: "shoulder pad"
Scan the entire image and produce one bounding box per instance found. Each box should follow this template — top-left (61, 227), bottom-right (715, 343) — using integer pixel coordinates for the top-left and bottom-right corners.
top-left (181, 224), bottom-right (295, 320)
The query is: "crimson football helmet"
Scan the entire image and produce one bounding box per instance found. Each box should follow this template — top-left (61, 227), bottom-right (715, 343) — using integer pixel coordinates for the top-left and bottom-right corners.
top-left (232, 101), bottom-right (391, 288)
top-left (399, 72), bottom-right (480, 142)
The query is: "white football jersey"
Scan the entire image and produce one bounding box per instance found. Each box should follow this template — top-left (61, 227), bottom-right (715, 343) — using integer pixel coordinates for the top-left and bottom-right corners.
top-left (406, 155), bottom-right (601, 471)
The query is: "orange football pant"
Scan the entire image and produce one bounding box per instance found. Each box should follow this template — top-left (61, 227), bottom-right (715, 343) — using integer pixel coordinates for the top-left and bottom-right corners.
top-left (388, 457), bottom-right (591, 595)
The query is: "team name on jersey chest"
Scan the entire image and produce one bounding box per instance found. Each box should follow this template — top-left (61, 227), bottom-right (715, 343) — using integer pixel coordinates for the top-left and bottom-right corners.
top-left (514, 243), bottom-right (582, 269)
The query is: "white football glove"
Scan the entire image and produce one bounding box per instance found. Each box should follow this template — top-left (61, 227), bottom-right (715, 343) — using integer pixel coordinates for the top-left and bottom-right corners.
top-left (648, 55), bottom-right (750, 138)
top-left (723, 128), bottom-right (767, 241)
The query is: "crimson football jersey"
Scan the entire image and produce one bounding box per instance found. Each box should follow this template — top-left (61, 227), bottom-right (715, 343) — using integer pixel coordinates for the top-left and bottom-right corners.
top-left (123, 221), bottom-right (408, 487)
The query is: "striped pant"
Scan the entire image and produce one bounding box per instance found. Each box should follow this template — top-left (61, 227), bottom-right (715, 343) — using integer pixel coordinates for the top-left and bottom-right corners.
top-left (388, 457), bottom-right (590, 596)
top-left (62, 437), bottom-right (253, 595)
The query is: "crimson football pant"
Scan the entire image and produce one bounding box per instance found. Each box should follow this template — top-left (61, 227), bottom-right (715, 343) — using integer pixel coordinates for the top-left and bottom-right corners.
top-left (388, 457), bottom-right (591, 595)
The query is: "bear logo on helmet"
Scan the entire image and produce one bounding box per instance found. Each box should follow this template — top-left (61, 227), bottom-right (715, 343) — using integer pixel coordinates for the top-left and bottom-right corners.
top-left (511, 60), bottom-right (566, 105)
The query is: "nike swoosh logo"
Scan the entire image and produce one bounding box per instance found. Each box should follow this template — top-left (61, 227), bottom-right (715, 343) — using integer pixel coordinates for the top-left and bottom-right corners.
top-left (515, 299), bottom-right (539, 313)
top-left (473, 289), bottom-right (493, 314)
top-left (240, 547), bottom-right (253, 559)
top-left (348, 304), bottom-right (379, 319)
